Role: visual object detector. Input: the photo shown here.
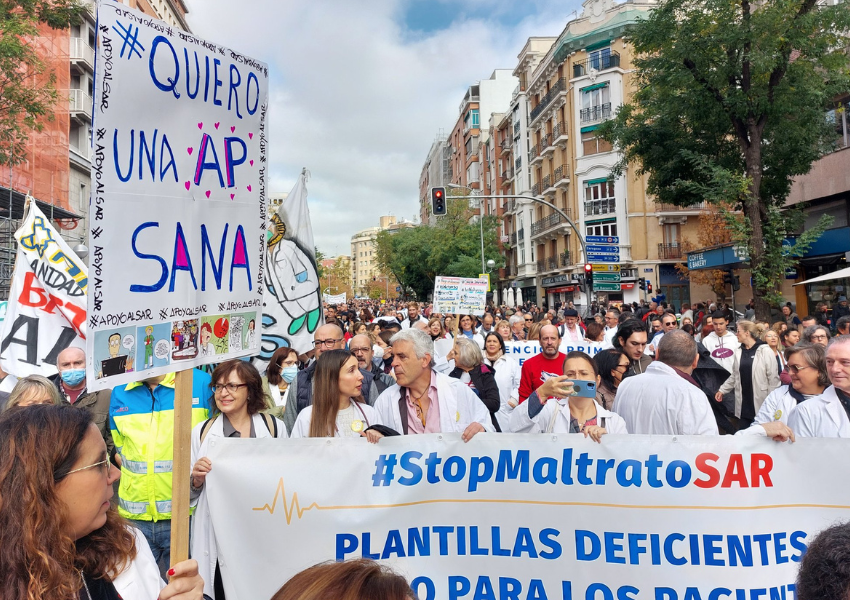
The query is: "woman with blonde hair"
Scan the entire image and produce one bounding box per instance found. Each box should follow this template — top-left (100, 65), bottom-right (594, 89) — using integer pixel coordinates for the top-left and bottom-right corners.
top-left (496, 319), bottom-right (512, 342)
top-left (3, 374), bottom-right (62, 411)
top-left (291, 349), bottom-right (382, 440)
top-left (716, 320), bottom-right (781, 430)
top-left (527, 321), bottom-right (544, 341)
top-left (762, 328), bottom-right (790, 385)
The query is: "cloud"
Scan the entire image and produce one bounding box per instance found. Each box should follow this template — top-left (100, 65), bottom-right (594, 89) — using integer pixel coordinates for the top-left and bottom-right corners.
top-left (184, 0), bottom-right (578, 255)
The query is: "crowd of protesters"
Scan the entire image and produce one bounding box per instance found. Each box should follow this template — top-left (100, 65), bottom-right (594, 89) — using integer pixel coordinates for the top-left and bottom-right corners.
top-left (1, 292), bottom-right (850, 600)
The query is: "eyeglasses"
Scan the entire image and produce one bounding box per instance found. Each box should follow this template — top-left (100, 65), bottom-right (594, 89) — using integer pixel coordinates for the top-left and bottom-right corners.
top-left (663, 321), bottom-right (676, 326)
top-left (350, 347), bottom-right (371, 354)
top-left (313, 338), bottom-right (342, 348)
top-left (524, 318), bottom-right (533, 322)
top-left (615, 363), bottom-right (630, 372)
top-left (786, 365), bottom-right (813, 374)
top-left (213, 383), bottom-right (248, 394)
top-left (65, 451), bottom-right (111, 478)
top-left (810, 335), bottom-right (829, 341)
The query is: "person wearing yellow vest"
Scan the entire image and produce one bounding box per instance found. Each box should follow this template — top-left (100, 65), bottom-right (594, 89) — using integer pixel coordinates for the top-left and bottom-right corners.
top-left (109, 368), bottom-right (212, 579)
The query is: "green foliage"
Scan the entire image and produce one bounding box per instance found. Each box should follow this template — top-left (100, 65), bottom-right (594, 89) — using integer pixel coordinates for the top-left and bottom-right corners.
top-left (0, 0), bottom-right (84, 166)
top-left (314, 247), bottom-right (325, 279)
top-left (600, 0), bottom-right (850, 319)
top-left (375, 198), bottom-right (502, 300)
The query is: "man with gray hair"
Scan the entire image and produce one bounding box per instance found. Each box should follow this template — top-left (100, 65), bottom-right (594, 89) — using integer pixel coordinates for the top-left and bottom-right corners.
top-left (614, 330), bottom-right (718, 435)
top-left (373, 328), bottom-right (492, 440)
top-left (801, 324), bottom-right (830, 347)
top-left (509, 315), bottom-right (526, 341)
top-left (789, 335), bottom-right (850, 437)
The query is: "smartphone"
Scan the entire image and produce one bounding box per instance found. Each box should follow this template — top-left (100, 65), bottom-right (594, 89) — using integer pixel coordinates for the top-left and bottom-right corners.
top-left (566, 379), bottom-right (597, 398)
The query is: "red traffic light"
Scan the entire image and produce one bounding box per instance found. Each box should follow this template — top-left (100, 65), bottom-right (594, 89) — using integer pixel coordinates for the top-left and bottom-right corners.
top-left (435, 190), bottom-right (443, 198)
top-left (584, 263), bottom-right (592, 273)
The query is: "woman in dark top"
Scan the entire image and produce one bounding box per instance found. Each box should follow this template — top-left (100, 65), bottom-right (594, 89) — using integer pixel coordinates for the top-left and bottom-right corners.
top-left (447, 337), bottom-right (502, 431)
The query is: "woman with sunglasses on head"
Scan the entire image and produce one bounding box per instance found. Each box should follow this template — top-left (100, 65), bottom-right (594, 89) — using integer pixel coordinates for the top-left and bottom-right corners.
top-left (0, 404), bottom-right (204, 600)
top-left (290, 349), bottom-right (384, 441)
top-left (191, 360), bottom-right (285, 600)
top-left (736, 343), bottom-right (828, 441)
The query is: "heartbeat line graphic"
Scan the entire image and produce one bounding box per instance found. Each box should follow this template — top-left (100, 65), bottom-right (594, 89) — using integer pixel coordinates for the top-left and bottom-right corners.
top-left (252, 478), bottom-right (850, 525)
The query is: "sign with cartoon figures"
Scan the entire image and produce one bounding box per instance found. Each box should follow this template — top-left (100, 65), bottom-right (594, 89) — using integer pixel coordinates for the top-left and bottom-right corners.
top-left (87, 2), bottom-right (269, 390)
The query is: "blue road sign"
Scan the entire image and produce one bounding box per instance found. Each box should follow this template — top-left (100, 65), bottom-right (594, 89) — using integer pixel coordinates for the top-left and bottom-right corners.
top-left (585, 244), bottom-right (620, 254)
top-left (587, 254), bottom-right (620, 263)
top-left (586, 236), bottom-right (620, 244)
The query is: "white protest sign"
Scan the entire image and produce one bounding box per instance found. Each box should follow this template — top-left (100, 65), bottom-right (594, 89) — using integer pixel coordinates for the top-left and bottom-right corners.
top-left (323, 292), bottom-right (347, 304)
top-left (0, 203), bottom-right (87, 376)
top-left (88, 3), bottom-right (269, 389)
top-left (206, 435), bottom-right (850, 600)
top-left (505, 340), bottom-right (603, 367)
top-left (433, 276), bottom-right (488, 316)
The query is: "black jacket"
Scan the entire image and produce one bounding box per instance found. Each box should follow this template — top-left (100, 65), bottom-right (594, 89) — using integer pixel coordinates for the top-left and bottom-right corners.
top-left (448, 364), bottom-right (502, 431)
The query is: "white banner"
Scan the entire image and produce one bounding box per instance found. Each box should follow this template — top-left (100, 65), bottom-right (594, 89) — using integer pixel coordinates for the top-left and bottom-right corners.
top-left (88, 3), bottom-right (269, 389)
top-left (433, 276), bottom-right (488, 316)
top-left (323, 292), bottom-right (347, 305)
top-left (506, 340), bottom-right (603, 367)
top-left (206, 435), bottom-right (850, 600)
top-left (255, 172), bottom-right (322, 372)
top-left (0, 203), bottom-right (87, 377)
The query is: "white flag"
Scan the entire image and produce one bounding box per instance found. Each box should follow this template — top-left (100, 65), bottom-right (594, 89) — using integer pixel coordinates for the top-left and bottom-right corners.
top-left (0, 202), bottom-right (87, 377)
top-left (256, 170), bottom-right (323, 371)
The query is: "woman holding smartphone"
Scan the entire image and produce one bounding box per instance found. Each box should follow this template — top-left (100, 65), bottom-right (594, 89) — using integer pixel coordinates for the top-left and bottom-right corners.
top-left (509, 351), bottom-right (628, 441)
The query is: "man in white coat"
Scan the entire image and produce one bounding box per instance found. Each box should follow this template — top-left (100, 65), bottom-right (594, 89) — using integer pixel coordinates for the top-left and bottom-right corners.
top-left (789, 336), bottom-right (850, 437)
top-left (614, 330), bottom-right (719, 435)
top-left (374, 328), bottom-right (493, 440)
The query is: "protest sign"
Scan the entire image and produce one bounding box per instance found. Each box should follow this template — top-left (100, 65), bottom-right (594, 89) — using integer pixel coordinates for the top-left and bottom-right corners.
top-left (206, 435), bottom-right (850, 600)
top-left (323, 292), bottom-right (347, 304)
top-left (255, 171), bottom-right (322, 371)
top-left (433, 276), bottom-right (488, 316)
top-left (87, 3), bottom-right (269, 390)
top-left (0, 202), bottom-right (86, 376)
top-left (505, 340), bottom-right (603, 367)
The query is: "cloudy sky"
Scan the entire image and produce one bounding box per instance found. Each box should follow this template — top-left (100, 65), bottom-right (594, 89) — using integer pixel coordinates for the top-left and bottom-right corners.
top-left (185, 0), bottom-right (583, 256)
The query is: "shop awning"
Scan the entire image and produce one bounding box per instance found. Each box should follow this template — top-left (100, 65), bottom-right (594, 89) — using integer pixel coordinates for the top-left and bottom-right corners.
top-left (793, 266), bottom-right (850, 286)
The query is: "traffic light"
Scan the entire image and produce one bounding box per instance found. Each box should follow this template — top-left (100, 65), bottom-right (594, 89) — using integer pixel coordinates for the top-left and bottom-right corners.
top-left (732, 275), bottom-right (741, 292)
top-left (584, 263), bottom-right (592, 284)
top-left (723, 271), bottom-right (733, 286)
top-left (431, 187), bottom-right (447, 216)
top-left (639, 279), bottom-right (645, 291)
top-left (647, 282), bottom-right (653, 294)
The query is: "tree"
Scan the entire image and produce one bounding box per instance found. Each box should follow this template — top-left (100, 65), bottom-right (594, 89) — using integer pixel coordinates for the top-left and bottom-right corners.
top-left (375, 198), bottom-right (502, 300)
top-left (600, 0), bottom-right (849, 320)
top-left (314, 247), bottom-right (325, 279)
top-left (674, 203), bottom-right (741, 302)
top-left (324, 256), bottom-right (352, 297)
top-left (0, 0), bottom-right (84, 166)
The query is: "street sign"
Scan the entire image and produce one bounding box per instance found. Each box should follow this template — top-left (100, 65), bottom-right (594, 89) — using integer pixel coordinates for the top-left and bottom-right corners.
top-left (593, 272), bottom-right (621, 282)
top-left (585, 244), bottom-right (620, 254)
top-left (592, 264), bottom-right (620, 272)
top-left (594, 282), bottom-right (622, 292)
top-left (586, 236), bottom-right (620, 244)
top-left (586, 254), bottom-right (619, 263)
top-left (643, 268), bottom-right (654, 273)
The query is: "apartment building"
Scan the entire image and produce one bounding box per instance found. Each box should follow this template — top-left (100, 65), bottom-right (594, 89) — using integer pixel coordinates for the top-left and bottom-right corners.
top-left (350, 216), bottom-right (415, 297)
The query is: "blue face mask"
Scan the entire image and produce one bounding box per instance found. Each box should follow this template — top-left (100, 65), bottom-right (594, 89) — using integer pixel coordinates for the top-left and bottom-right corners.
top-left (281, 365), bottom-right (298, 383)
top-left (60, 369), bottom-right (86, 387)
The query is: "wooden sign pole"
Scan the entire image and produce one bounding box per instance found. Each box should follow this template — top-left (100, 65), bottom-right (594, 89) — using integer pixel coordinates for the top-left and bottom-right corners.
top-left (170, 368), bottom-right (194, 567)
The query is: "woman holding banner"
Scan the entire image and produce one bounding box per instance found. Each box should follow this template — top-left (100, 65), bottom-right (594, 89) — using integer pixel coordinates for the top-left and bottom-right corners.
top-left (191, 360), bottom-right (286, 600)
top-left (483, 332), bottom-right (521, 430)
top-left (510, 351), bottom-right (628, 440)
top-left (0, 404), bottom-right (204, 600)
top-left (290, 349), bottom-right (384, 440)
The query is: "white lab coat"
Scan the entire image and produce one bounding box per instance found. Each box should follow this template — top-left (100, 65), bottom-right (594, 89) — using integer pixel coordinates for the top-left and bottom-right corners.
top-left (735, 384), bottom-right (806, 437)
top-left (290, 400), bottom-right (382, 438)
top-left (189, 413), bottom-right (285, 600)
top-left (717, 343), bottom-right (781, 418)
top-left (113, 527), bottom-right (165, 600)
top-left (373, 371), bottom-right (495, 434)
top-left (485, 353), bottom-right (521, 431)
top-left (788, 386), bottom-right (850, 438)
top-left (510, 396), bottom-right (628, 434)
top-left (400, 315), bottom-right (428, 329)
top-left (601, 326), bottom-right (618, 350)
top-left (456, 331), bottom-right (485, 350)
top-left (613, 361), bottom-right (719, 435)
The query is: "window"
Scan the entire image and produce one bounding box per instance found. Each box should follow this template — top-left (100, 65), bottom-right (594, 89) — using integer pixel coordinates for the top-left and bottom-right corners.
top-left (581, 130), bottom-right (613, 155)
top-left (585, 221), bottom-right (618, 237)
top-left (589, 47), bottom-right (612, 71)
top-left (584, 180), bottom-right (616, 217)
top-left (580, 85), bottom-right (611, 123)
top-left (471, 109), bottom-right (479, 129)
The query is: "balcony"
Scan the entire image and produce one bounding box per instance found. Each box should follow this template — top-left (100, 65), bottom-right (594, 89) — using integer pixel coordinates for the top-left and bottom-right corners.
top-left (547, 256), bottom-right (559, 271)
top-left (531, 182), bottom-right (541, 196)
top-left (580, 103), bottom-right (612, 124)
top-left (508, 264), bottom-right (518, 277)
top-left (513, 121), bottom-right (521, 136)
top-left (536, 258), bottom-right (546, 272)
top-left (69, 89), bottom-right (92, 122)
top-left (505, 199), bottom-right (516, 213)
top-left (552, 122), bottom-right (568, 144)
top-left (584, 197), bottom-right (616, 216)
top-left (658, 243), bottom-right (685, 260)
top-left (541, 132), bottom-right (555, 156)
top-left (573, 51), bottom-right (620, 77)
top-left (560, 251), bottom-right (572, 267)
top-left (510, 231), bottom-right (517, 245)
top-left (530, 77), bottom-right (567, 123)
top-left (528, 143), bottom-right (540, 164)
top-left (500, 138), bottom-right (511, 156)
top-left (542, 174), bottom-right (554, 196)
top-left (654, 201), bottom-right (708, 213)
top-left (531, 209), bottom-right (572, 238)
top-left (554, 164), bottom-right (569, 188)
top-left (500, 166), bottom-right (513, 181)
top-left (70, 38), bottom-right (94, 71)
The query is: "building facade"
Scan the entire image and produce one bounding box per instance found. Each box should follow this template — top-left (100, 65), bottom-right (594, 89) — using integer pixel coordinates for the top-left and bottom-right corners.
top-left (350, 216), bottom-right (415, 297)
